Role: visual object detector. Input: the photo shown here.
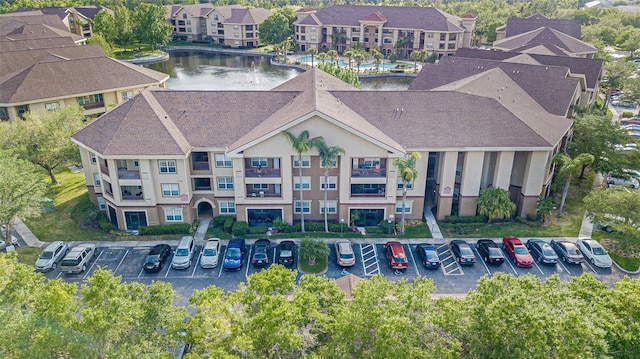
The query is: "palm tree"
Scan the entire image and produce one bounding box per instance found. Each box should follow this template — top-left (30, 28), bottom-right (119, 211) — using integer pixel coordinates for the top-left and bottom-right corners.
top-left (327, 49), bottom-right (338, 64)
top-left (317, 142), bottom-right (345, 233)
top-left (299, 238), bottom-right (330, 266)
top-left (344, 49), bottom-right (354, 69)
top-left (476, 187), bottom-right (516, 223)
top-left (282, 130), bottom-right (324, 233)
top-left (306, 48), bottom-right (318, 67)
top-left (317, 52), bottom-right (327, 64)
top-left (553, 153), bottom-right (595, 217)
top-left (536, 195), bottom-right (555, 225)
top-left (373, 49), bottom-right (384, 73)
top-left (354, 52), bottom-right (365, 73)
top-left (409, 50), bottom-right (421, 73)
top-left (393, 152), bottom-right (421, 234)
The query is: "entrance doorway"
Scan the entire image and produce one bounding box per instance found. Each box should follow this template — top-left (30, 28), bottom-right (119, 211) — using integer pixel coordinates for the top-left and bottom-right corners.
top-left (197, 201), bottom-right (213, 219)
top-left (124, 211), bottom-right (147, 230)
top-left (108, 205), bottom-right (118, 228)
top-left (350, 208), bottom-right (384, 227)
top-left (247, 208), bottom-right (282, 227)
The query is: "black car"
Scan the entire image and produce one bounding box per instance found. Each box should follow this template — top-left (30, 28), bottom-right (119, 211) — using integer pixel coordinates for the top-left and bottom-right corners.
top-left (527, 238), bottom-right (559, 264)
top-left (276, 240), bottom-right (296, 267)
top-left (251, 239), bottom-right (271, 267)
top-left (143, 244), bottom-right (172, 272)
top-left (415, 244), bottom-right (441, 269)
top-left (476, 239), bottom-right (504, 264)
top-left (450, 240), bottom-right (476, 265)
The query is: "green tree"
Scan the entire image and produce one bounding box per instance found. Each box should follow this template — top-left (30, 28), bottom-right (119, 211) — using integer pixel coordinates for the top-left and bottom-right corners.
top-left (91, 9), bottom-right (115, 43)
top-left (317, 51), bottom-right (327, 64)
top-left (409, 50), bottom-right (425, 73)
top-left (603, 61), bottom-right (635, 109)
top-left (553, 153), bottom-right (595, 217)
top-left (299, 238), bottom-right (330, 265)
top-left (476, 186), bottom-right (516, 222)
top-left (133, 3), bottom-right (173, 50)
top-left (327, 49), bottom-right (339, 64)
top-left (0, 153), bottom-right (47, 246)
top-left (393, 152), bottom-right (421, 234)
top-left (353, 51), bottom-right (366, 73)
top-left (536, 195), bottom-right (555, 225)
top-left (344, 49), bottom-right (355, 69)
top-left (604, 277), bottom-right (640, 358)
top-left (372, 48), bottom-right (384, 73)
top-left (87, 33), bottom-right (114, 57)
top-left (306, 47), bottom-right (318, 67)
top-left (317, 142), bottom-right (345, 233)
top-left (1, 104), bottom-right (85, 184)
top-left (583, 186), bottom-right (640, 238)
top-left (112, 6), bottom-right (134, 53)
top-left (282, 130), bottom-right (324, 233)
top-left (259, 11), bottom-right (293, 46)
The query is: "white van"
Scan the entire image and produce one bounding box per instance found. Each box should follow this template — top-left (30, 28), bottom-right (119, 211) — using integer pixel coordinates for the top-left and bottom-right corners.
top-left (171, 236), bottom-right (195, 269)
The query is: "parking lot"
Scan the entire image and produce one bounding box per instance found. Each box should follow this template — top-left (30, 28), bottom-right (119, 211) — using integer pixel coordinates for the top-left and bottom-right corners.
top-left (44, 238), bottom-right (633, 306)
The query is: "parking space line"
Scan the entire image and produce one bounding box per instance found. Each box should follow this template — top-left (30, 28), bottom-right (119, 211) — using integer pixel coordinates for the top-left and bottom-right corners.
top-left (532, 260), bottom-right (545, 275)
top-left (218, 252), bottom-right (226, 278)
top-left (137, 267), bottom-right (144, 278)
top-left (582, 259), bottom-right (598, 274)
top-left (502, 249), bottom-right (519, 275)
top-left (83, 249), bottom-right (104, 280)
top-left (113, 249), bottom-right (129, 274)
top-left (55, 272), bottom-right (62, 279)
top-left (407, 245), bottom-right (420, 276)
top-left (245, 246), bottom-right (253, 277)
top-left (191, 252), bottom-right (200, 278)
top-left (473, 246), bottom-right (491, 276)
top-left (558, 259), bottom-right (572, 275)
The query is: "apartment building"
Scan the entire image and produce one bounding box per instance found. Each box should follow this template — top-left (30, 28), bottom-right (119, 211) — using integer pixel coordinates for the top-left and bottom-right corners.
top-left (293, 5), bottom-right (476, 57)
top-left (0, 15), bottom-right (169, 122)
top-left (166, 4), bottom-right (271, 48)
top-left (8, 5), bottom-right (113, 37)
top-left (72, 69), bottom-right (571, 231)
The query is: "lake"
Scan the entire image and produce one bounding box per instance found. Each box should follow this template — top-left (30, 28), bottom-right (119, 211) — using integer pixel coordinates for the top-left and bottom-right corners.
top-left (144, 51), bottom-right (413, 91)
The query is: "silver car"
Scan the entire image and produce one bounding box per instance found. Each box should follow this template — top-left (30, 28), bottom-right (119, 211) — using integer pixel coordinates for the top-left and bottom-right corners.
top-left (200, 238), bottom-right (220, 269)
top-left (35, 241), bottom-right (68, 272)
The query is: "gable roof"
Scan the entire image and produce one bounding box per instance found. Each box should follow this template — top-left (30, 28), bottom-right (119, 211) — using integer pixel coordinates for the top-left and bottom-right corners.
top-left (505, 15), bottom-right (581, 39)
top-left (493, 27), bottom-right (596, 56)
top-left (0, 44), bottom-right (105, 77)
top-left (0, 16), bottom-right (85, 43)
top-left (225, 8), bottom-right (272, 25)
top-left (455, 48), bottom-right (604, 89)
top-left (360, 12), bottom-right (387, 22)
top-left (0, 37), bottom-right (77, 51)
top-left (409, 56), bottom-right (580, 116)
top-left (294, 5), bottom-right (465, 32)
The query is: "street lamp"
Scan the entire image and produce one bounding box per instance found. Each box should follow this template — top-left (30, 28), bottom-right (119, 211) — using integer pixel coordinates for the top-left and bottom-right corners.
top-left (340, 218), bottom-right (345, 236)
top-left (388, 215), bottom-right (394, 236)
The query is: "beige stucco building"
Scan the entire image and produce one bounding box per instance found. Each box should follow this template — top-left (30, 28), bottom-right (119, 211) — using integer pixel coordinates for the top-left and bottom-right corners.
top-left (72, 69), bottom-right (571, 231)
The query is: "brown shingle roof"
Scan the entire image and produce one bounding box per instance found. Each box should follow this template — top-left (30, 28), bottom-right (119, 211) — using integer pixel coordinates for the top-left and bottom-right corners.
top-left (225, 8), bottom-right (272, 25)
top-left (0, 37), bottom-right (77, 51)
top-left (505, 15), bottom-right (581, 39)
top-left (409, 56), bottom-right (579, 116)
top-left (493, 27), bottom-right (596, 56)
top-left (360, 12), bottom-right (387, 22)
top-left (0, 44), bottom-right (104, 77)
top-left (295, 5), bottom-right (464, 32)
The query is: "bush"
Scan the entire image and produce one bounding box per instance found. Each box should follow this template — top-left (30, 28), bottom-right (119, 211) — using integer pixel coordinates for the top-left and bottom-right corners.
top-left (366, 226), bottom-right (383, 234)
top-left (96, 212), bottom-right (112, 232)
top-left (380, 221), bottom-right (396, 235)
top-left (441, 223), bottom-right (480, 235)
top-left (305, 222), bottom-right (324, 232)
top-left (138, 223), bottom-right (190, 235)
top-left (442, 215), bottom-right (488, 224)
top-left (71, 199), bottom-right (98, 229)
top-left (232, 221), bottom-right (249, 236)
top-left (223, 217), bottom-right (234, 233)
top-left (249, 226), bottom-right (268, 235)
top-left (213, 215), bottom-right (235, 228)
top-left (621, 111), bottom-right (634, 118)
top-left (328, 223), bottom-right (342, 232)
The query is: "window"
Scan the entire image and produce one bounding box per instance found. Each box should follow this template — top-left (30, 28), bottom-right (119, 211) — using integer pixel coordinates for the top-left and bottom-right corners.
top-left (397, 178), bottom-right (413, 190)
top-left (45, 102), bottom-right (59, 111)
top-left (213, 15), bottom-right (219, 21)
top-left (293, 155), bottom-right (310, 168)
top-left (93, 94), bottom-right (104, 103)
top-left (427, 32), bottom-right (434, 38)
top-left (93, 173), bottom-right (101, 187)
top-left (217, 177), bottom-right (233, 189)
top-left (363, 158), bottom-right (380, 168)
top-left (383, 38), bottom-right (392, 44)
top-left (352, 37), bottom-right (358, 42)
top-left (319, 200), bottom-right (337, 214)
top-left (200, 20), bottom-right (205, 25)
top-left (426, 42), bottom-right (434, 49)
top-left (320, 176), bottom-right (337, 189)
top-left (395, 200), bottom-right (413, 214)
top-left (453, 187), bottom-right (459, 200)
top-left (252, 183), bottom-right (269, 190)
top-left (89, 152), bottom-right (97, 164)
top-left (122, 91), bottom-right (134, 101)
top-left (219, 201), bottom-right (236, 214)
top-left (159, 160), bottom-right (177, 173)
top-left (187, 28), bottom-right (192, 33)
top-left (233, 25), bottom-right (239, 30)
top-left (455, 164), bottom-right (462, 177)
top-left (234, 41), bottom-right (240, 46)
top-left (234, 32), bottom-right (239, 38)
top-left (294, 176), bottom-right (311, 190)
top-left (182, 13), bottom-right (187, 19)
top-left (310, 36), bottom-right (316, 41)
top-left (251, 157), bottom-right (267, 167)
top-left (162, 183), bottom-right (179, 197)
top-left (194, 178), bottom-right (211, 191)
top-left (77, 96), bottom-right (90, 105)
top-left (186, 20), bottom-right (191, 25)
top-left (294, 201), bottom-right (311, 214)
top-left (310, 26), bottom-right (316, 32)
top-left (97, 197), bottom-right (106, 210)
top-left (17, 105), bottom-right (28, 117)
top-left (215, 154), bottom-right (232, 167)
top-left (165, 208), bottom-right (183, 222)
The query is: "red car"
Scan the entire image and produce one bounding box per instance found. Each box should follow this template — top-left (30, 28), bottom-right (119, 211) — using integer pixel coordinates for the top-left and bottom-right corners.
top-left (502, 236), bottom-right (533, 267)
top-left (385, 241), bottom-right (408, 270)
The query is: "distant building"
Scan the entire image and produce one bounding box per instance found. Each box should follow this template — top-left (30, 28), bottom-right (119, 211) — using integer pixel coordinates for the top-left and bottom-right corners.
top-left (8, 5), bottom-right (113, 37)
top-left (293, 5), bottom-right (476, 58)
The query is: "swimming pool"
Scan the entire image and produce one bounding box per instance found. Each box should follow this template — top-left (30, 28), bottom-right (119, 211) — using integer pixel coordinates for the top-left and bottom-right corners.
top-left (296, 56), bottom-right (414, 70)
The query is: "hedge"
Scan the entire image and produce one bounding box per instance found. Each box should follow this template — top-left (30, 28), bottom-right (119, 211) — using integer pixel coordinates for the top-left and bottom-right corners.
top-left (232, 221), bottom-right (249, 236)
top-left (305, 222), bottom-right (324, 232)
top-left (97, 212), bottom-right (112, 232)
top-left (223, 217), bottom-right (234, 233)
top-left (442, 215), bottom-right (488, 224)
top-left (213, 215), bottom-right (235, 228)
top-left (138, 223), bottom-right (191, 235)
top-left (249, 226), bottom-right (268, 235)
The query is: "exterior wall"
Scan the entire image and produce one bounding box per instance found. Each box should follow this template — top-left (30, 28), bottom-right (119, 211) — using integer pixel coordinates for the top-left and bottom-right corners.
top-left (458, 151), bottom-right (484, 216)
top-left (223, 23), bottom-right (261, 48)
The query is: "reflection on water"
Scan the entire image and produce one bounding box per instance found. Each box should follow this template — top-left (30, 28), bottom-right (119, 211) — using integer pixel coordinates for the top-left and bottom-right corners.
top-left (144, 51), bottom-right (412, 91)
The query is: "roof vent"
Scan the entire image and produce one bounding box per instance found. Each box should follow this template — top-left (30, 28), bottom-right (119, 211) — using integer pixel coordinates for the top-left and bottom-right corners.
top-left (498, 95), bottom-right (502, 100)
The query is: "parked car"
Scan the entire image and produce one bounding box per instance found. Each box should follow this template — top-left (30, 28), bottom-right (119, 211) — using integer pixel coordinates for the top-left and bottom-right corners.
top-left (450, 239), bottom-right (476, 265)
top-left (223, 238), bottom-right (246, 271)
top-left (415, 244), bottom-right (441, 269)
top-left (551, 240), bottom-right (584, 264)
top-left (607, 175), bottom-right (639, 189)
top-left (35, 241), bottom-right (68, 272)
top-left (200, 238), bottom-right (220, 269)
top-left (576, 239), bottom-right (612, 268)
top-left (502, 236), bottom-right (533, 267)
top-left (526, 238), bottom-right (559, 264)
top-left (476, 239), bottom-right (505, 264)
top-left (276, 240), bottom-right (296, 267)
top-left (335, 240), bottom-right (356, 267)
top-left (385, 241), bottom-right (409, 270)
top-left (251, 239), bottom-right (271, 267)
top-left (143, 244), bottom-right (172, 272)
top-left (620, 117), bottom-right (640, 126)
top-left (171, 236), bottom-right (195, 270)
top-left (60, 244), bottom-right (96, 274)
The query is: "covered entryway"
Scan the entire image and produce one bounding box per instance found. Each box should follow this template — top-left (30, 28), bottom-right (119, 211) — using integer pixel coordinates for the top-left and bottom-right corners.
top-left (350, 208), bottom-right (384, 227)
top-left (197, 201), bottom-right (213, 219)
top-left (108, 205), bottom-right (118, 228)
top-left (124, 211), bottom-right (147, 230)
top-left (247, 208), bottom-right (282, 227)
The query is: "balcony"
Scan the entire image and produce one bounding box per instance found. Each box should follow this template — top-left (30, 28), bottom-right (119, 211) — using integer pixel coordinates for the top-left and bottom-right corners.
top-left (118, 169), bottom-right (140, 179)
top-left (246, 184), bottom-right (281, 198)
top-left (351, 158), bottom-right (387, 178)
top-left (191, 151), bottom-right (210, 171)
top-left (121, 186), bottom-right (143, 200)
top-left (350, 184), bottom-right (386, 198)
top-left (100, 164), bottom-right (109, 176)
top-left (244, 158), bottom-right (281, 178)
top-left (81, 101), bottom-right (104, 110)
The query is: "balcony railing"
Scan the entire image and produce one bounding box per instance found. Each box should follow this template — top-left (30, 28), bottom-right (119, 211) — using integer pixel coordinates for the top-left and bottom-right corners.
top-left (351, 168), bottom-right (386, 177)
top-left (247, 192), bottom-right (281, 198)
top-left (81, 102), bottom-right (104, 110)
top-left (118, 169), bottom-right (140, 179)
top-left (122, 195), bottom-right (144, 200)
top-left (192, 161), bottom-right (209, 171)
top-left (350, 192), bottom-right (385, 197)
top-left (245, 168), bottom-right (281, 178)
top-left (100, 165), bottom-right (109, 175)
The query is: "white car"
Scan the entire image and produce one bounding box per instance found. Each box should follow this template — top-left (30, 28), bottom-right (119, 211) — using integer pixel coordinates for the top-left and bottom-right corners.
top-left (334, 240), bottom-right (355, 267)
top-left (35, 241), bottom-right (68, 272)
top-left (200, 238), bottom-right (220, 269)
top-left (576, 239), bottom-right (613, 268)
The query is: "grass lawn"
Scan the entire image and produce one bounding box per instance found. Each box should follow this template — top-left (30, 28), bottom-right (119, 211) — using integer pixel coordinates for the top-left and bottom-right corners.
top-left (16, 246), bottom-right (42, 266)
top-left (299, 256), bottom-right (327, 274)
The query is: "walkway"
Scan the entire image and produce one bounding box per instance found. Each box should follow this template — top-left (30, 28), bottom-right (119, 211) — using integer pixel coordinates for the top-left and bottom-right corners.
top-left (424, 207), bottom-right (443, 239)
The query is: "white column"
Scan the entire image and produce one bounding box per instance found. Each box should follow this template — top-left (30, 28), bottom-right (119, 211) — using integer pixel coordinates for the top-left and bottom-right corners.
top-left (493, 151), bottom-right (514, 190)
